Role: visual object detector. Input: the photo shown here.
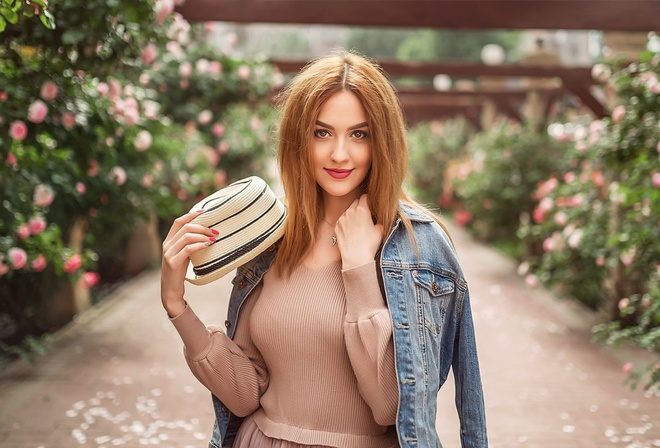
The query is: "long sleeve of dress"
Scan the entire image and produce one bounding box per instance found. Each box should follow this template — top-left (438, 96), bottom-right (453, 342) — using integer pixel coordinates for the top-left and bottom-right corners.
top-left (169, 284), bottom-right (269, 417)
top-left (342, 261), bottom-right (399, 426)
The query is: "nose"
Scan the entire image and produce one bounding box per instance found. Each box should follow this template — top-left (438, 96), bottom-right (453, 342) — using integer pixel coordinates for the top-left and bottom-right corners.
top-left (330, 137), bottom-right (349, 163)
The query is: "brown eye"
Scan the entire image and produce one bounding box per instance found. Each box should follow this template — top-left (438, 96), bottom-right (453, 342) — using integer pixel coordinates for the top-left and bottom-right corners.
top-left (352, 130), bottom-right (369, 139)
top-left (314, 129), bottom-right (330, 138)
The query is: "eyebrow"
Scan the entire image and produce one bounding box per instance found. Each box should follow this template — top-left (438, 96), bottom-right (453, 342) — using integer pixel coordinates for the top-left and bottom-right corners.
top-left (315, 120), bottom-right (369, 131)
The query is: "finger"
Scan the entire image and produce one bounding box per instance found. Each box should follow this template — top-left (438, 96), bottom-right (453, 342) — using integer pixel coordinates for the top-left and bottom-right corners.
top-left (164, 209), bottom-right (206, 241)
top-left (165, 227), bottom-right (217, 258)
top-left (163, 221), bottom-right (218, 253)
top-left (163, 233), bottom-right (217, 268)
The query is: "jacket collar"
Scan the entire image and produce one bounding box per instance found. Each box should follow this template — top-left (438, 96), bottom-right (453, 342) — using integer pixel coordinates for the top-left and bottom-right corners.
top-left (398, 201), bottom-right (434, 223)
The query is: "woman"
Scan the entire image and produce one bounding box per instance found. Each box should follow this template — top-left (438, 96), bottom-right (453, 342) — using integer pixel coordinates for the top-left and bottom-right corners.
top-left (161, 51), bottom-right (488, 448)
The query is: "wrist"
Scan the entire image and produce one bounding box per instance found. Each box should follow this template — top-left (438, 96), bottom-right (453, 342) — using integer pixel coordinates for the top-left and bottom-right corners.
top-left (163, 298), bottom-right (187, 318)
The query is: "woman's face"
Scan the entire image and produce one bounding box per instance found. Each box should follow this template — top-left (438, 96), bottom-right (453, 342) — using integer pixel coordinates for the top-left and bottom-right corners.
top-left (312, 90), bottom-right (372, 203)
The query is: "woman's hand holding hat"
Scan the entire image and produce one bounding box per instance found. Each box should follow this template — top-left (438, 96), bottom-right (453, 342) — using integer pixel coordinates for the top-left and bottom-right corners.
top-left (160, 209), bottom-right (218, 317)
top-left (335, 194), bottom-right (384, 270)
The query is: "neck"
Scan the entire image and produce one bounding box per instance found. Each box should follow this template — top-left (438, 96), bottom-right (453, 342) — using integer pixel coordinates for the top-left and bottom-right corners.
top-left (322, 191), bottom-right (361, 224)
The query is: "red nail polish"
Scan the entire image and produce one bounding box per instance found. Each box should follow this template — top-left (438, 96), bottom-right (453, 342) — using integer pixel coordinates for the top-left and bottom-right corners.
top-left (196, 209), bottom-right (205, 213)
top-left (209, 237), bottom-right (216, 243)
top-left (211, 229), bottom-right (219, 235)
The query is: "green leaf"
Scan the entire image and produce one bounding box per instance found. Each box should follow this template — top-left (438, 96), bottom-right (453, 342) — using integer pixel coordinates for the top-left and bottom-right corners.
top-left (40, 8), bottom-right (54, 29)
top-left (0, 15), bottom-right (5, 32)
top-left (1, 7), bottom-right (18, 23)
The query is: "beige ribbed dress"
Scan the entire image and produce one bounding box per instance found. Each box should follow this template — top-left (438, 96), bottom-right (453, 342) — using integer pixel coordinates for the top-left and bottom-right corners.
top-left (170, 260), bottom-right (399, 447)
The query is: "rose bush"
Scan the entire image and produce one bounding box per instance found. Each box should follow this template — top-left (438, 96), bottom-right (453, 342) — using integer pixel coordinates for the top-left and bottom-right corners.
top-left (521, 51), bottom-right (660, 389)
top-left (451, 120), bottom-right (570, 253)
top-left (1, 1), bottom-right (277, 363)
top-left (407, 118), bottom-right (474, 209)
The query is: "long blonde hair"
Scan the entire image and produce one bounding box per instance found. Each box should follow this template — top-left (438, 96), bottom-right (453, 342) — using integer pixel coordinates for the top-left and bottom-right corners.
top-left (275, 50), bottom-right (449, 276)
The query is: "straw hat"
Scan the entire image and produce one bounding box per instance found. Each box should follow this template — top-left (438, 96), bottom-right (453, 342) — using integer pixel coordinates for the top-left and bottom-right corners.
top-left (185, 176), bottom-right (287, 285)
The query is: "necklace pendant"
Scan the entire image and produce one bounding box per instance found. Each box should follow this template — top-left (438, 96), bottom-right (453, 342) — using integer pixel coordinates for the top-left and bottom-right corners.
top-left (331, 235), bottom-right (337, 247)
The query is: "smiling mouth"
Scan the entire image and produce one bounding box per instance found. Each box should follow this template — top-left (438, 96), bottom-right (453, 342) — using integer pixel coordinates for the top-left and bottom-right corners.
top-left (325, 168), bottom-right (353, 179)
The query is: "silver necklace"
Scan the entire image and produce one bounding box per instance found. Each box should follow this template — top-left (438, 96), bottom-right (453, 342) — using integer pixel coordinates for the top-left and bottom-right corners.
top-left (321, 217), bottom-right (337, 247)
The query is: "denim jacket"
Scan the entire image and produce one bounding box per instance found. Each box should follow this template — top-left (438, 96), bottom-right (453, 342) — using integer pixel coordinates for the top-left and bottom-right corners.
top-left (208, 203), bottom-right (488, 448)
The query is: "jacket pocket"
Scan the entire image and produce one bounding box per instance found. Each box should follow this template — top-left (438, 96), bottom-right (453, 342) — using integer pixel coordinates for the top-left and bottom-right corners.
top-left (412, 269), bottom-right (454, 335)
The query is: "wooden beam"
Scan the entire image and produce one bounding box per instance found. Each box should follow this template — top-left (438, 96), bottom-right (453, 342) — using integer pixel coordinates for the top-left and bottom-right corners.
top-left (397, 87), bottom-right (566, 101)
top-left (402, 104), bottom-right (482, 128)
top-left (177, 0), bottom-right (660, 32)
top-left (562, 81), bottom-right (607, 117)
top-left (270, 59), bottom-right (595, 84)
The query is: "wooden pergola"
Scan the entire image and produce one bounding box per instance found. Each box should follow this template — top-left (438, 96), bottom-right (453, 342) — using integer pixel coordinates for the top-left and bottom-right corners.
top-left (176, 0), bottom-right (659, 125)
top-left (176, 0), bottom-right (660, 32)
top-left (270, 59), bottom-right (599, 124)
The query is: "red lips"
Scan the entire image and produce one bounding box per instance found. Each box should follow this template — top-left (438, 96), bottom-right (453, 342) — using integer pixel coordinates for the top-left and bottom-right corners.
top-left (325, 168), bottom-right (353, 179)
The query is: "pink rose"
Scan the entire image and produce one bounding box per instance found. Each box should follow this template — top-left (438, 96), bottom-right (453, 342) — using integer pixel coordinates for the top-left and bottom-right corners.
top-left (618, 297), bottom-right (630, 310)
top-left (62, 112), bottom-right (76, 130)
top-left (141, 44), bottom-right (159, 65)
top-left (28, 216), bottom-right (47, 235)
top-left (592, 170), bottom-right (604, 186)
top-left (237, 65), bottom-right (250, 80)
top-left (108, 79), bottom-right (122, 99)
top-left (7, 152), bottom-right (17, 166)
top-left (542, 237), bottom-right (555, 252)
top-left (166, 41), bottom-right (184, 59)
top-left (31, 254), bottom-right (47, 272)
top-left (525, 274), bottom-right (538, 287)
top-left (622, 362), bottom-right (633, 374)
top-left (217, 141), bottom-right (229, 154)
top-left (591, 63), bottom-right (610, 83)
top-left (88, 160), bottom-right (99, 177)
top-left (209, 61), bottom-right (222, 76)
top-left (17, 224), bottom-right (31, 240)
top-left (620, 247), bottom-right (636, 267)
top-left (80, 271), bottom-right (100, 288)
top-left (212, 123), bottom-right (225, 138)
top-left (33, 184), bottom-right (55, 207)
top-left (0, 92), bottom-right (7, 101)
top-left (554, 211), bottom-right (568, 226)
top-left (110, 166), bottom-right (127, 186)
top-left (179, 62), bottom-right (193, 79)
top-left (40, 80), bottom-right (59, 102)
top-left (142, 100), bottom-right (159, 120)
top-left (97, 82), bottom-right (110, 96)
top-left (63, 253), bottom-right (82, 273)
top-left (611, 105), bottom-right (625, 123)
top-left (197, 110), bottom-right (213, 125)
top-left (154, 0), bottom-right (174, 25)
top-left (134, 130), bottom-right (153, 151)
top-left (142, 174), bottom-right (154, 187)
top-left (652, 172), bottom-right (660, 188)
top-left (28, 100), bottom-right (49, 123)
top-left (139, 73), bottom-right (151, 86)
top-left (76, 182), bottom-right (86, 194)
top-left (9, 120), bottom-right (28, 141)
top-left (8, 247), bottom-right (28, 269)
top-left (195, 58), bottom-right (210, 74)
top-left (596, 255), bottom-right (605, 267)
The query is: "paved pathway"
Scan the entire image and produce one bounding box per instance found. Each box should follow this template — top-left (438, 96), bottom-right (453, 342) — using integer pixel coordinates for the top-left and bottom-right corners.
top-left (0, 224), bottom-right (658, 448)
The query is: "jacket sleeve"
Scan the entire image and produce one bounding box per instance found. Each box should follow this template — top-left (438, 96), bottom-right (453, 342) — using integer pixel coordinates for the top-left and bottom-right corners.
top-left (169, 284), bottom-right (269, 417)
top-left (452, 288), bottom-right (488, 447)
top-left (342, 261), bottom-right (399, 426)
